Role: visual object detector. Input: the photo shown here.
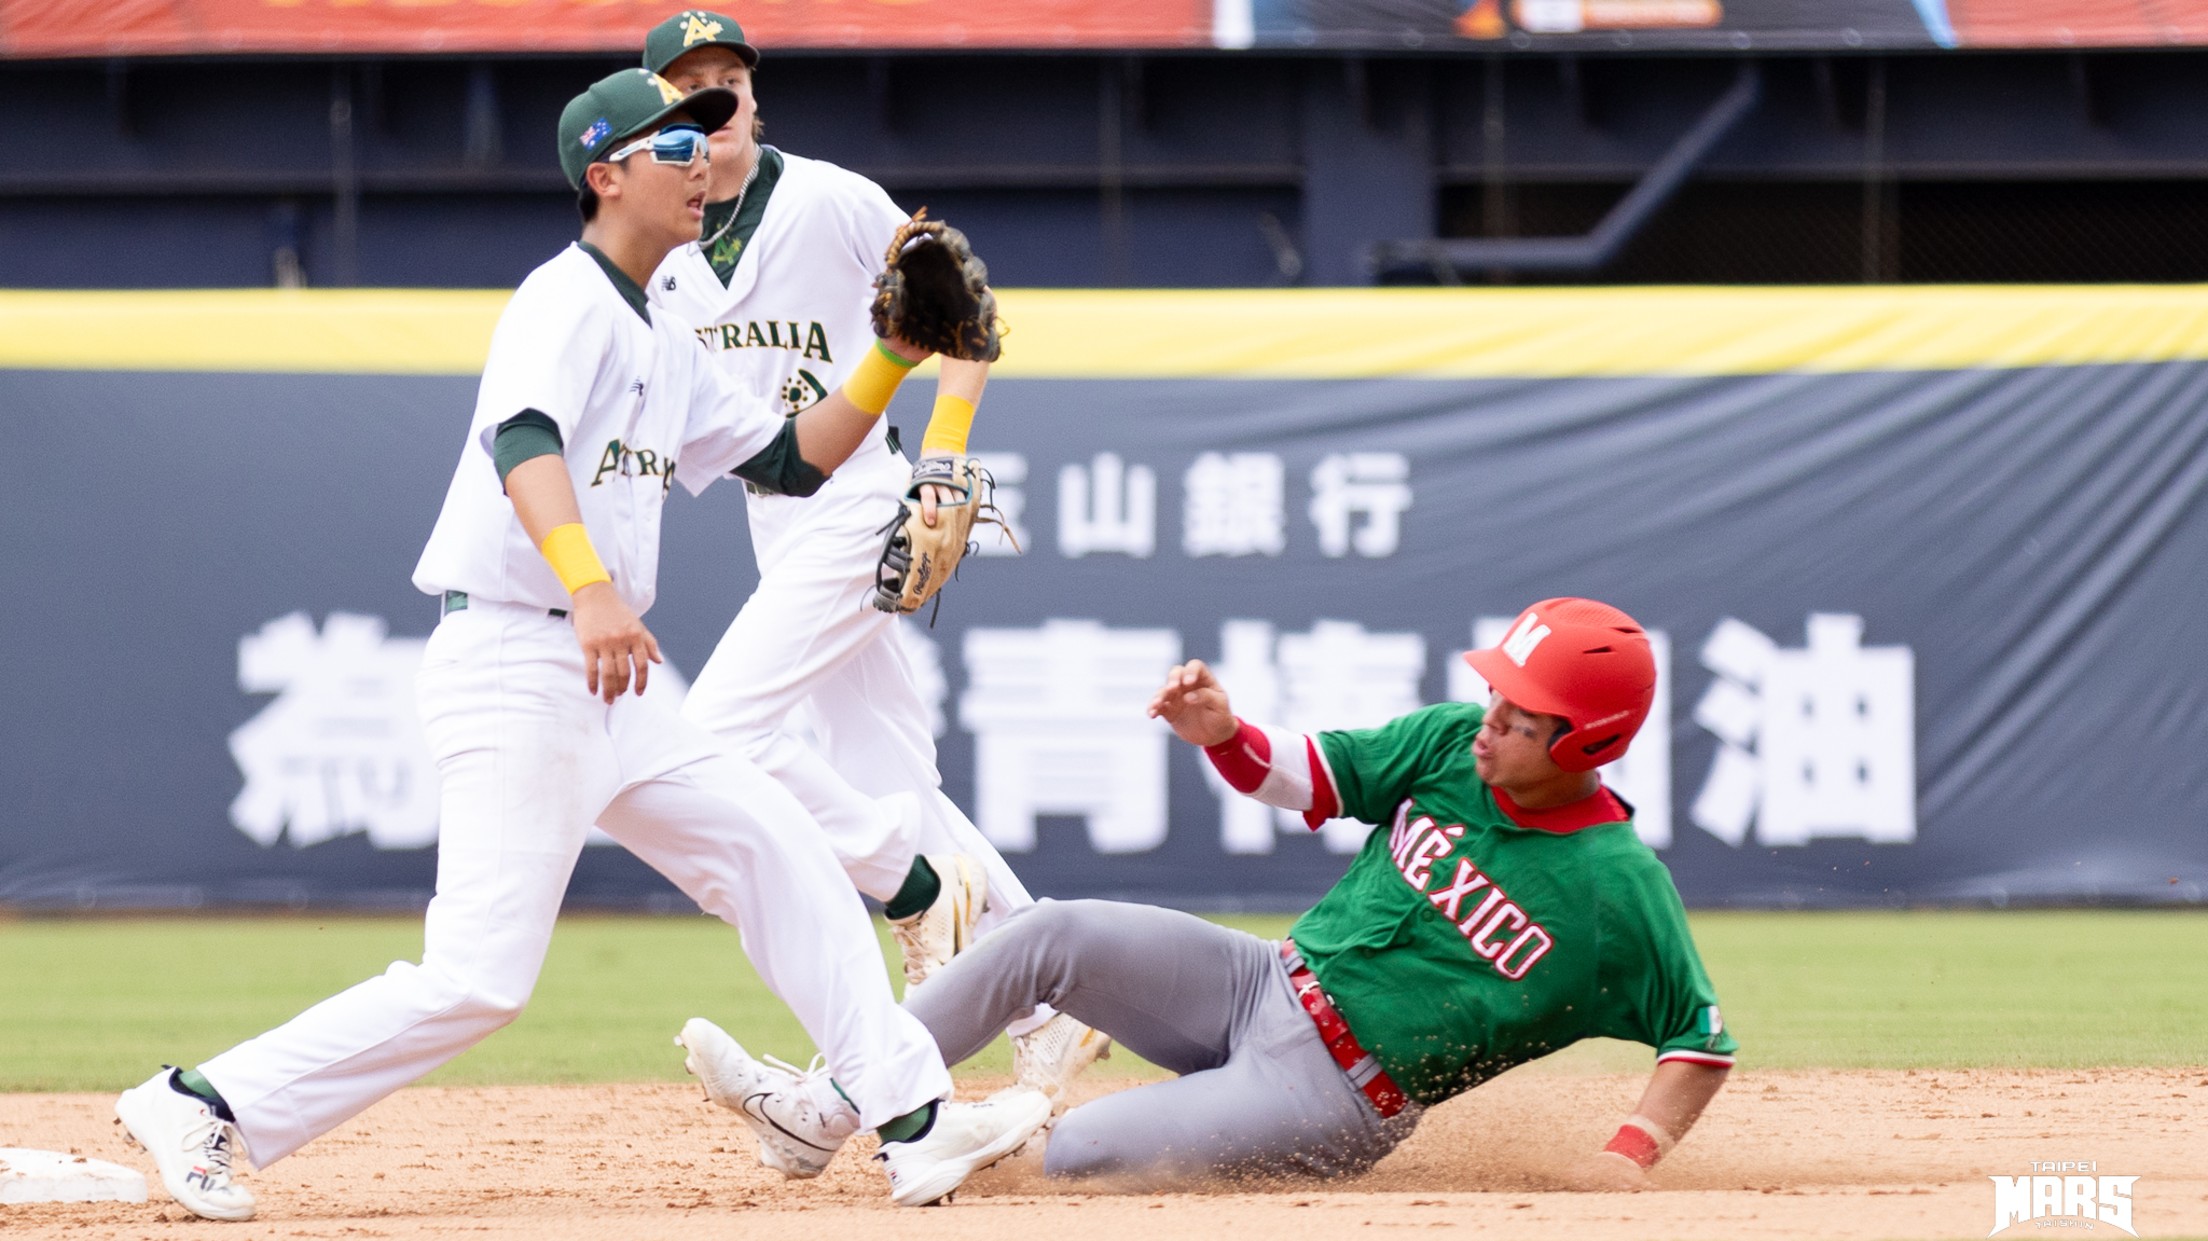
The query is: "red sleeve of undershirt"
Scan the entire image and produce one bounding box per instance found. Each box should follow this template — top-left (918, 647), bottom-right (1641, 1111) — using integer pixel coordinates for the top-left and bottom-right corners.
top-left (1205, 721), bottom-right (1344, 824)
top-left (1301, 736), bottom-right (1341, 828)
top-left (1202, 719), bottom-right (1270, 793)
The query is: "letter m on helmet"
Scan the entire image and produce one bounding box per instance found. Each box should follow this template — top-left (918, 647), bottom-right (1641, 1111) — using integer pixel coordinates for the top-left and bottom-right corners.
top-left (1501, 613), bottom-right (1552, 667)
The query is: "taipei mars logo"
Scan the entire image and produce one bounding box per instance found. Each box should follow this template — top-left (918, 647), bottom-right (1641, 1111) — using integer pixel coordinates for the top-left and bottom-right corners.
top-left (1989, 1163), bottom-right (2139, 1236)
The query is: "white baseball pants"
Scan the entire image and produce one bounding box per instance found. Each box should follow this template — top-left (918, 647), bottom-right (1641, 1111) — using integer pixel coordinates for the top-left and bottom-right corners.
top-left (681, 444), bottom-right (1036, 930)
top-left (200, 599), bottom-right (950, 1165)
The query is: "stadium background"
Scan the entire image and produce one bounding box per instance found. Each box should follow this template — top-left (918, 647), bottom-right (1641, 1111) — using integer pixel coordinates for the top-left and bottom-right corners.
top-left (3, 0), bottom-right (2205, 917)
top-left (2, 9), bottom-right (2206, 1241)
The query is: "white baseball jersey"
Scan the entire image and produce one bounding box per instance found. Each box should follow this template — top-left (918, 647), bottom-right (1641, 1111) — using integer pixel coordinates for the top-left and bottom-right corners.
top-left (649, 147), bottom-right (908, 541)
top-left (195, 239), bottom-right (958, 1177)
top-left (649, 145), bottom-right (1055, 1018)
top-left (414, 243), bottom-right (780, 616)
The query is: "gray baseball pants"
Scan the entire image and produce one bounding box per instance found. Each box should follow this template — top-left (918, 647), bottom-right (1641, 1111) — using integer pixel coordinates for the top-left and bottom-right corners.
top-left (903, 898), bottom-right (1420, 1187)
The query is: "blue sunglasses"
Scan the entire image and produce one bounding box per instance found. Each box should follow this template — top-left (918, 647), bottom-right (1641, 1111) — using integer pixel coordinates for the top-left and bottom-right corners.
top-left (605, 123), bottom-right (709, 166)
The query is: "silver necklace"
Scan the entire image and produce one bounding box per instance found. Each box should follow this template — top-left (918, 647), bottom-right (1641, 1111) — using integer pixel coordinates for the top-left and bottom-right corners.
top-left (702, 146), bottom-right (766, 252)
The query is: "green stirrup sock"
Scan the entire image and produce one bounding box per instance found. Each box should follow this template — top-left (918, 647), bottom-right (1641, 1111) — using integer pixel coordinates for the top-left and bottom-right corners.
top-left (882, 857), bottom-right (941, 922)
top-left (876, 1100), bottom-right (938, 1145)
top-left (175, 1068), bottom-right (223, 1104)
top-left (173, 1068), bottom-right (236, 1121)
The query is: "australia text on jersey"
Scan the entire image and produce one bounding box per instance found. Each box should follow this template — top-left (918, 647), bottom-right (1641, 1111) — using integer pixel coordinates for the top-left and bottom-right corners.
top-left (694, 318), bottom-right (832, 361)
top-left (590, 439), bottom-right (678, 495)
top-left (693, 318), bottom-right (834, 413)
top-left (1386, 800), bottom-right (1554, 980)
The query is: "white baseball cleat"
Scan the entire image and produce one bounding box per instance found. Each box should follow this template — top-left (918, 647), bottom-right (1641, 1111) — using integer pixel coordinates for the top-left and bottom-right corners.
top-left (674, 1017), bottom-right (857, 1179)
top-left (114, 1069), bottom-right (256, 1222)
top-left (1012, 1012), bottom-right (1113, 1106)
top-left (873, 1087), bottom-right (1053, 1208)
top-left (890, 853), bottom-right (988, 989)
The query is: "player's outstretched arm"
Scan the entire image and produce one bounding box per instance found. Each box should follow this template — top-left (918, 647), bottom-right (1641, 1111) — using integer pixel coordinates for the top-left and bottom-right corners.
top-left (789, 336), bottom-right (933, 476)
top-left (1148, 662), bottom-right (1344, 821)
top-left (504, 454), bottom-right (662, 704)
top-left (1568, 1060), bottom-right (1730, 1191)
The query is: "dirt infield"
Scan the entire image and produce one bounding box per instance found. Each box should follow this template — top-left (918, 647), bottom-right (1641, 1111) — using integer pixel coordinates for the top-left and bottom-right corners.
top-left (3, 1066), bottom-right (2203, 1240)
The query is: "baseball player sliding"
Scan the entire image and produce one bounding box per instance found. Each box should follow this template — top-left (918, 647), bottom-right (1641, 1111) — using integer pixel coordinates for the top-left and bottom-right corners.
top-left (689, 599), bottom-right (1736, 1188)
top-left (113, 68), bottom-right (1050, 1220)
top-left (630, 6), bottom-right (1106, 1137)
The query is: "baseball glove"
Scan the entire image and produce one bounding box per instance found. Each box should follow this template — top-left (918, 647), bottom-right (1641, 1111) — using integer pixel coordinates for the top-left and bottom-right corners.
top-left (870, 210), bottom-right (1004, 363)
top-left (870, 456), bottom-right (1017, 617)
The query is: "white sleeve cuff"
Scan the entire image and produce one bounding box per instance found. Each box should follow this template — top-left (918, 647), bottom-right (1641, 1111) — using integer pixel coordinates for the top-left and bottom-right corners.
top-left (1248, 725), bottom-right (1316, 812)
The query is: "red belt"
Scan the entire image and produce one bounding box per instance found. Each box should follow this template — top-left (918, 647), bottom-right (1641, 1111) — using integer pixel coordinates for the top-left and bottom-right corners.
top-left (1281, 938), bottom-right (1409, 1119)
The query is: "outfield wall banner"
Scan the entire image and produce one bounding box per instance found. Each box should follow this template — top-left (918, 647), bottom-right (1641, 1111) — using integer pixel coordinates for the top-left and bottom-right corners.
top-left (3, 287), bottom-right (2205, 912)
top-left (2, 0), bottom-right (2198, 57)
top-left (1243, 0), bottom-right (2208, 51)
top-left (0, 0), bottom-right (1213, 58)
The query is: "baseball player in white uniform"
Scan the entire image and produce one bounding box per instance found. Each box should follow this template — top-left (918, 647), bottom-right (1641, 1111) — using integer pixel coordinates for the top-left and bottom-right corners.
top-left (114, 68), bottom-right (1049, 1221)
top-left (633, 9), bottom-right (1108, 1150)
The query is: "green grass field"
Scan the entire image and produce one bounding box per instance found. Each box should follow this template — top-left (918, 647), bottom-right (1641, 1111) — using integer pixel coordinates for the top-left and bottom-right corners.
top-left (1, 910), bottom-right (2202, 1092)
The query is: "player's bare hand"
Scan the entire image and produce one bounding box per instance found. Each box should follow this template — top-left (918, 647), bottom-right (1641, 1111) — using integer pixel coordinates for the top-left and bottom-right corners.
top-left (1146, 659), bottom-right (1238, 747)
top-left (1560, 1152), bottom-right (1649, 1193)
top-left (569, 582), bottom-right (663, 704)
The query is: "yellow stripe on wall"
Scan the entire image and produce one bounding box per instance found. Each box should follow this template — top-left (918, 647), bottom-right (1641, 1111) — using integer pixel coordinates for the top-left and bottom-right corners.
top-left (7, 285), bottom-right (2208, 378)
top-left (0, 289), bottom-right (513, 376)
top-left (999, 287), bottom-right (2208, 378)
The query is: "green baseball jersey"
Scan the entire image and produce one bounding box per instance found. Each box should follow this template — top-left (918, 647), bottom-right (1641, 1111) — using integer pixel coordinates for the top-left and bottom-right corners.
top-left (1288, 702), bottom-right (1737, 1106)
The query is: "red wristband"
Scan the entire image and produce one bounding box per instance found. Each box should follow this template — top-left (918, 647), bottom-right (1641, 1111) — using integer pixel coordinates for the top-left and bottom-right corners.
top-left (1604, 1123), bottom-right (1662, 1169)
top-left (1202, 719), bottom-right (1270, 794)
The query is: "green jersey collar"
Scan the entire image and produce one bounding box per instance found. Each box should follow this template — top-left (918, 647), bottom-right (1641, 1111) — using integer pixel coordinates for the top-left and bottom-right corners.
top-left (577, 241), bottom-right (652, 325)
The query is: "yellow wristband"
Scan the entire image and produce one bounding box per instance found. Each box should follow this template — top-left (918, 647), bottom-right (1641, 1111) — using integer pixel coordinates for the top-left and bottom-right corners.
top-left (920, 394), bottom-right (978, 457)
top-left (842, 340), bottom-right (920, 416)
top-left (539, 522), bottom-right (611, 594)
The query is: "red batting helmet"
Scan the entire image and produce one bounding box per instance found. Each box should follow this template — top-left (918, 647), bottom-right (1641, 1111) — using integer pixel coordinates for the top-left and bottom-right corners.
top-left (1461, 598), bottom-right (1656, 773)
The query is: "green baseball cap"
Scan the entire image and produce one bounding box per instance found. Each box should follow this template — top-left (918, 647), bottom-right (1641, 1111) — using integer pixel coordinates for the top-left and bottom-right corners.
top-left (644, 9), bottom-right (760, 75)
top-left (555, 68), bottom-right (737, 190)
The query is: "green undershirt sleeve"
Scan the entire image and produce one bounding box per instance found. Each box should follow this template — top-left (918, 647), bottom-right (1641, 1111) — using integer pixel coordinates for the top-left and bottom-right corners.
top-left (493, 409), bottom-right (564, 487)
top-left (730, 419), bottom-right (830, 498)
